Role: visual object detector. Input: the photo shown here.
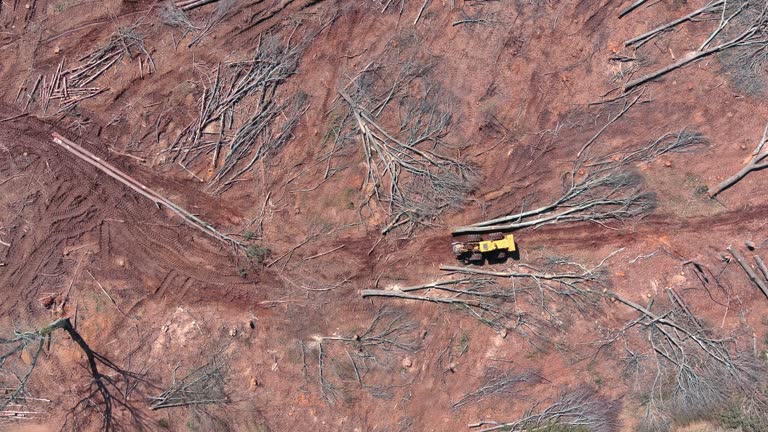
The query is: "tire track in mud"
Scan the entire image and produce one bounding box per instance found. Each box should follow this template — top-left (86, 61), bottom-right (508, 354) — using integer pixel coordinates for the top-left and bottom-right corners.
top-left (429, 205), bottom-right (766, 268)
top-left (2, 110), bottom-right (758, 316)
top-left (0, 138), bottom-right (104, 313)
top-left (525, 204), bottom-right (767, 250)
top-left (0, 115), bottom-right (265, 317)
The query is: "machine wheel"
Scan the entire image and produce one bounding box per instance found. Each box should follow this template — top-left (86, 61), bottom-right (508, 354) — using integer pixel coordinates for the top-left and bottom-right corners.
top-left (488, 232), bottom-right (504, 241)
top-left (495, 251), bottom-right (507, 260)
top-left (469, 252), bottom-right (484, 264)
top-left (466, 234), bottom-right (482, 242)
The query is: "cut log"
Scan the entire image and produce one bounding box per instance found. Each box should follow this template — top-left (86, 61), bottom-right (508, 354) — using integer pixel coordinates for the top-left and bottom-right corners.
top-left (361, 289), bottom-right (482, 307)
top-left (728, 246), bottom-right (768, 299)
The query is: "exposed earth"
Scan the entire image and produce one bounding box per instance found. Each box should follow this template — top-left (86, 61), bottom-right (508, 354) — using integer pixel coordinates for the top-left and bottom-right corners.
top-left (2, 0), bottom-right (768, 431)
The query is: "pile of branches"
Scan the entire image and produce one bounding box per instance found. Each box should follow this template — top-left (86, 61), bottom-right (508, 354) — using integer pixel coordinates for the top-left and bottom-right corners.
top-left (330, 41), bottom-right (475, 234)
top-left (469, 385), bottom-right (622, 432)
top-left (453, 127), bottom-right (707, 234)
top-left (621, 0), bottom-right (768, 92)
top-left (362, 253), bottom-right (615, 349)
top-left (598, 289), bottom-right (767, 431)
top-left (166, 33), bottom-right (309, 192)
top-left (301, 307), bottom-right (420, 402)
top-left (17, 27), bottom-right (152, 115)
top-left (160, 0), bottom-right (234, 47)
top-left (149, 352), bottom-right (229, 410)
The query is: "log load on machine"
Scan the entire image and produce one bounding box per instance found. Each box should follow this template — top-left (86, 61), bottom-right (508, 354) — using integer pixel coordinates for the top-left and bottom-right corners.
top-left (451, 233), bottom-right (516, 265)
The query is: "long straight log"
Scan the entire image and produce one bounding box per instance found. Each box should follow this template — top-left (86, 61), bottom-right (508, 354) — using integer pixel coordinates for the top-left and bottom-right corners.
top-left (624, 26), bottom-right (756, 91)
top-left (624, 0), bottom-right (724, 46)
top-left (51, 133), bottom-right (241, 247)
top-left (399, 278), bottom-right (472, 292)
top-left (755, 256), bottom-right (768, 282)
top-left (619, 0), bottom-right (651, 19)
top-left (360, 289), bottom-right (482, 307)
top-left (440, 265), bottom-right (592, 283)
top-left (175, 0), bottom-right (220, 11)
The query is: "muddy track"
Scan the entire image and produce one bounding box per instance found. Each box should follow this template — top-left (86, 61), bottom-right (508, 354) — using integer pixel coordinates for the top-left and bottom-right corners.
top-left (434, 202), bottom-right (763, 265)
top-left (0, 113), bottom-right (267, 318)
top-left (2, 111), bottom-right (755, 315)
top-left (525, 203), bottom-right (764, 250)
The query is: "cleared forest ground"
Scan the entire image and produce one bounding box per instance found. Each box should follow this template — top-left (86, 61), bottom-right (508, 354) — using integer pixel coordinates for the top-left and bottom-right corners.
top-left (2, 1), bottom-right (768, 431)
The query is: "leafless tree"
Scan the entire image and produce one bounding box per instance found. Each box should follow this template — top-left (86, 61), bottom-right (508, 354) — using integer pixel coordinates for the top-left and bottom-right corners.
top-left (452, 368), bottom-right (541, 410)
top-left (149, 349), bottom-right (229, 410)
top-left (469, 385), bottom-right (622, 432)
top-left (711, 122), bottom-right (768, 197)
top-left (211, 92), bottom-right (309, 191)
top-left (165, 27), bottom-right (315, 191)
top-left (598, 288), bottom-right (768, 431)
top-left (363, 252), bottom-right (618, 349)
top-left (0, 318), bottom-right (145, 431)
top-left (452, 128), bottom-right (706, 235)
top-left (622, 0), bottom-right (768, 91)
top-left (302, 308), bottom-right (420, 402)
top-left (623, 0), bottom-right (727, 48)
top-left (331, 42), bottom-right (475, 234)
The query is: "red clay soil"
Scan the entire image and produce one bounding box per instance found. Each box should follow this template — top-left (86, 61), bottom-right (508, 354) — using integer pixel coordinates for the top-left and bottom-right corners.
top-left (2, 0), bottom-right (768, 431)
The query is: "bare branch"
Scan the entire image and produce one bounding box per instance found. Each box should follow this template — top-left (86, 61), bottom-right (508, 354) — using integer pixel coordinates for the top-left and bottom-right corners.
top-left (452, 368), bottom-right (541, 410)
top-left (304, 308), bottom-right (419, 402)
top-left (149, 351), bottom-right (229, 410)
top-left (711, 122), bottom-right (768, 197)
top-left (469, 385), bottom-right (621, 432)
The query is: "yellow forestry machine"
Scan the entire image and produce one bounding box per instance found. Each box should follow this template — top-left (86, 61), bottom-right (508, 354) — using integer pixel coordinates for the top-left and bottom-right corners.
top-left (451, 233), bottom-right (516, 265)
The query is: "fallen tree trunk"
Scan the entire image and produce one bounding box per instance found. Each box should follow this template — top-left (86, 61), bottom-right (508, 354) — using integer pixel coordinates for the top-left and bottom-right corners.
top-left (440, 265), bottom-right (585, 280)
top-left (728, 246), bottom-right (768, 299)
top-left (619, 0), bottom-right (652, 19)
top-left (755, 256), bottom-right (768, 282)
top-left (175, 0), bottom-right (220, 11)
top-left (624, 25), bottom-right (757, 91)
top-left (710, 123), bottom-right (768, 197)
top-left (711, 160), bottom-right (768, 197)
top-left (360, 289), bottom-right (483, 307)
top-left (624, 0), bottom-right (724, 46)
